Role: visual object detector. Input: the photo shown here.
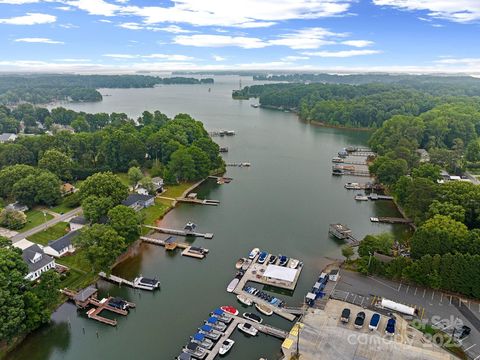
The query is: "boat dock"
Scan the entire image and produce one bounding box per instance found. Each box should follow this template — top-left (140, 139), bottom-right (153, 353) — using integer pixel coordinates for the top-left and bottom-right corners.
top-left (348, 151), bottom-right (376, 157)
top-left (226, 162), bottom-right (251, 167)
top-left (328, 224), bottom-right (359, 246)
top-left (143, 225), bottom-right (214, 239)
top-left (203, 315), bottom-right (288, 360)
top-left (98, 272), bottom-right (160, 290)
top-left (177, 197), bottom-right (220, 206)
top-left (344, 182), bottom-right (384, 191)
top-left (371, 217), bottom-right (413, 224)
top-left (368, 193), bottom-right (394, 201)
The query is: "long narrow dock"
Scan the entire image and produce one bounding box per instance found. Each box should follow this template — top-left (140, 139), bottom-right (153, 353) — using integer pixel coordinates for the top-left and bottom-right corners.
top-left (371, 217), bottom-right (413, 224)
top-left (204, 316), bottom-right (288, 360)
top-left (140, 236), bottom-right (209, 259)
top-left (143, 225), bottom-right (214, 239)
top-left (98, 272), bottom-right (135, 287)
top-left (368, 194), bottom-right (394, 201)
top-left (177, 198), bottom-right (220, 206)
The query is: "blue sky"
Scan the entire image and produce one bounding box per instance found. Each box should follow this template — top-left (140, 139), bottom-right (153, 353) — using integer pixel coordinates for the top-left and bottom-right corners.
top-left (0, 0), bottom-right (479, 73)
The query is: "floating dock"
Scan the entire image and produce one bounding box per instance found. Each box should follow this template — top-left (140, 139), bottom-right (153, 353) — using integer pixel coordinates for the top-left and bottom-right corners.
top-left (98, 272), bottom-right (160, 290)
top-left (140, 236), bottom-right (209, 259)
top-left (371, 217), bottom-right (413, 224)
top-left (177, 198), bottom-right (220, 206)
top-left (143, 225), bottom-right (214, 239)
top-left (328, 224), bottom-right (359, 246)
top-left (368, 193), bottom-right (394, 201)
top-left (226, 162), bottom-right (251, 167)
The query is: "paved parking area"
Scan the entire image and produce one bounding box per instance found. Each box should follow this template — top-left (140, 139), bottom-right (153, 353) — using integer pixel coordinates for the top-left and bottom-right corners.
top-left (335, 270), bottom-right (480, 359)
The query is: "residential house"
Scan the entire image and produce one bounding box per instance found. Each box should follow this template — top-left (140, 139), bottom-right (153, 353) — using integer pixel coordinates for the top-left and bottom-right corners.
top-left (151, 177), bottom-right (164, 193)
top-left (6, 202), bottom-right (29, 212)
top-left (0, 133), bottom-right (17, 143)
top-left (21, 244), bottom-right (56, 281)
top-left (136, 187), bottom-right (150, 196)
top-left (44, 230), bottom-right (78, 258)
top-left (61, 183), bottom-right (76, 195)
top-left (121, 193), bottom-right (155, 211)
top-left (69, 215), bottom-right (87, 231)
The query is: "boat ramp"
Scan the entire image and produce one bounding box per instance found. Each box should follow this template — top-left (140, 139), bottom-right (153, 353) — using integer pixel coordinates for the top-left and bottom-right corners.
top-left (328, 224), bottom-right (359, 246)
top-left (143, 224), bottom-right (214, 239)
top-left (140, 235), bottom-right (209, 259)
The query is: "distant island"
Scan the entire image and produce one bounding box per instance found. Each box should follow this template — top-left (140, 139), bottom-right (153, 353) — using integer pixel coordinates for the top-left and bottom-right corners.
top-left (0, 74), bottom-right (214, 105)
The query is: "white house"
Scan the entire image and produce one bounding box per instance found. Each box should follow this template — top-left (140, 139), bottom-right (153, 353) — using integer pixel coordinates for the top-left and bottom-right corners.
top-left (69, 216), bottom-right (87, 231)
top-left (6, 202), bottom-right (28, 212)
top-left (0, 133), bottom-right (17, 143)
top-left (151, 177), bottom-right (164, 192)
top-left (21, 244), bottom-right (56, 281)
top-left (44, 230), bottom-right (78, 258)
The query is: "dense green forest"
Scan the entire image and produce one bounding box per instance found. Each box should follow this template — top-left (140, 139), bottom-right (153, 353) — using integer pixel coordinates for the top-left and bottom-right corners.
top-left (361, 100), bottom-right (480, 298)
top-left (233, 76), bottom-right (480, 128)
top-left (0, 75), bottom-right (214, 105)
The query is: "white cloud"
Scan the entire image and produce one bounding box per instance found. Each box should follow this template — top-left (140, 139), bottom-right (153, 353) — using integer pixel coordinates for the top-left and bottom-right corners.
top-left (281, 55), bottom-right (310, 61)
top-left (14, 37), bottom-right (64, 44)
top-left (0, 0), bottom-right (39, 3)
top-left (268, 27), bottom-right (341, 49)
top-left (58, 0), bottom-right (353, 28)
top-left (435, 57), bottom-right (480, 65)
top-left (341, 40), bottom-right (373, 47)
top-left (103, 53), bottom-right (195, 61)
top-left (373, 0), bottom-right (480, 23)
top-left (56, 6), bottom-right (74, 11)
top-left (213, 55), bottom-right (226, 61)
top-left (118, 22), bottom-right (192, 33)
top-left (174, 34), bottom-right (267, 49)
top-left (0, 12), bottom-right (56, 25)
top-left (99, 19), bottom-right (113, 23)
top-left (303, 49), bottom-right (381, 57)
top-left (59, 23), bottom-right (78, 28)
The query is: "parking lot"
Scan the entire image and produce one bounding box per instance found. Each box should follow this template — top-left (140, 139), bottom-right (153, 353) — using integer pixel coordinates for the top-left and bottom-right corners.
top-left (334, 270), bottom-right (480, 359)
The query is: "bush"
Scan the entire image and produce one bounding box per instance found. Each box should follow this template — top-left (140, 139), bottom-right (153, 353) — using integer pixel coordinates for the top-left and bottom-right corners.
top-left (0, 209), bottom-right (27, 230)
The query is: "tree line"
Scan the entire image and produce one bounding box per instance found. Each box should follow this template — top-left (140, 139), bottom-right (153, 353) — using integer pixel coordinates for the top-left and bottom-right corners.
top-left (0, 75), bottom-right (214, 105)
top-left (232, 76), bottom-right (480, 128)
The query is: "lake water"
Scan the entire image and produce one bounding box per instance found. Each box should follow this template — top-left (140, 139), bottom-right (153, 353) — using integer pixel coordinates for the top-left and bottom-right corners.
top-left (8, 76), bottom-right (410, 360)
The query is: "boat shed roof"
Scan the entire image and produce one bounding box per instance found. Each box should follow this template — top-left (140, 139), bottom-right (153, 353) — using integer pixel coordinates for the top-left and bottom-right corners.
top-left (263, 264), bottom-right (297, 283)
top-left (73, 286), bottom-right (98, 302)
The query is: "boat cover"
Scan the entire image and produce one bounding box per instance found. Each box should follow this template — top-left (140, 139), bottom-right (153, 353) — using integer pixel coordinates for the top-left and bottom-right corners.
top-left (200, 325), bottom-right (212, 332)
top-left (207, 316), bottom-right (218, 324)
top-left (178, 353), bottom-right (191, 360)
top-left (186, 342), bottom-right (198, 351)
top-left (264, 264), bottom-right (297, 282)
top-left (193, 333), bottom-right (205, 341)
top-left (213, 308), bottom-right (224, 316)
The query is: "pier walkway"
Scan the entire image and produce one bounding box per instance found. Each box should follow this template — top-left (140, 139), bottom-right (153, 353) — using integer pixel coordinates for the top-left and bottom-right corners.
top-left (371, 217), bottom-right (413, 224)
top-left (328, 224), bottom-right (360, 246)
top-left (143, 225), bottom-right (214, 239)
top-left (98, 272), bottom-right (135, 287)
top-left (140, 236), bottom-right (208, 259)
top-left (176, 198), bottom-right (220, 206)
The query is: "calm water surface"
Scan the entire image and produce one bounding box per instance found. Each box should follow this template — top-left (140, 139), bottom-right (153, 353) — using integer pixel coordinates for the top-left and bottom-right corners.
top-left (9, 76), bottom-right (410, 360)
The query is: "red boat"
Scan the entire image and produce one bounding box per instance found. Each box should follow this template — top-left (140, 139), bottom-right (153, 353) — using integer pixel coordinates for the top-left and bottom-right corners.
top-left (220, 306), bottom-right (239, 316)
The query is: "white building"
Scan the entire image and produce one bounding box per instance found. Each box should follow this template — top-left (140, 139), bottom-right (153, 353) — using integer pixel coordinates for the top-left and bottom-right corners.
top-left (21, 244), bottom-right (56, 281)
top-left (44, 230), bottom-right (78, 258)
top-left (69, 216), bottom-right (87, 231)
top-left (0, 133), bottom-right (17, 143)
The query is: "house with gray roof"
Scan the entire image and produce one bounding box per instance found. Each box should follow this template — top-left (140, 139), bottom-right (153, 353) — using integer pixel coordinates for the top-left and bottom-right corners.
top-left (22, 244), bottom-right (56, 281)
top-left (121, 193), bottom-right (155, 211)
top-left (44, 230), bottom-right (78, 258)
top-left (0, 133), bottom-right (17, 143)
top-left (69, 215), bottom-right (87, 231)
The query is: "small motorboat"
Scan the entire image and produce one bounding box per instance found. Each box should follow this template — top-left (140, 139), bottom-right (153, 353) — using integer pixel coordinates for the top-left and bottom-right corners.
top-left (220, 305), bottom-right (239, 316)
top-left (370, 217), bottom-right (379, 222)
top-left (191, 333), bottom-right (214, 350)
top-left (184, 222), bottom-right (197, 232)
top-left (257, 251), bottom-right (268, 264)
top-left (205, 317), bottom-right (227, 332)
top-left (241, 259), bottom-right (252, 271)
top-left (255, 303), bottom-right (273, 316)
top-left (288, 259), bottom-right (299, 269)
top-left (237, 322), bottom-right (258, 336)
top-left (243, 312), bottom-right (263, 324)
top-left (133, 277), bottom-right (160, 290)
top-left (219, 339), bottom-right (235, 355)
top-left (183, 342), bottom-right (207, 359)
top-left (248, 248), bottom-right (260, 259)
top-left (227, 278), bottom-right (240, 293)
top-left (235, 258), bottom-right (246, 269)
top-left (198, 325), bottom-right (222, 340)
top-left (268, 255), bottom-right (277, 264)
top-left (212, 308), bottom-right (233, 323)
top-left (278, 255), bottom-right (289, 267)
top-left (332, 157), bottom-right (344, 163)
top-left (237, 294), bottom-right (253, 306)
top-left (176, 352), bottom-right (192, 360)
top-left (107, 297), bottom-right (130, 311)
top-left (354, 194), bottom-right (369, 201)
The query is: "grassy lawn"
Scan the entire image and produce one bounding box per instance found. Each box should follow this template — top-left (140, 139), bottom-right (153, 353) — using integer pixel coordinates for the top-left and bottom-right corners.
top-left (141, 198), bottom-right (170, 227)
top-left (116, 172), bottom-right (131, 187)
top-left (50, 199), bottom-right (76, 215)
top-left (27, 222), bottom-right (69, 245)
top-left (20, 210), bottom-right (54, 232)
top-left (57, 249), bottom-right (96, 290)
top-left (162, 182), bottom-right (196, 198)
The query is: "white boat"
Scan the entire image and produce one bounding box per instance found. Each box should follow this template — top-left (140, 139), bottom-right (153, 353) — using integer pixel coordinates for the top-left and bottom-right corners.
top-left (191, 333), bottom-right (214, 350)
top-left (344, 182), bottom-right (361, 190)
top-left (248, 248), bottom-right (260, 259)
top-left (237, 294), bottom-right (253, 306)
top-left (235, 258), bottom-right (246, 269)
top-left (237, 322), bottom-right (258, 336)
top-left (227, 278), bottom-right (240, 293)
top-left (243, 312), bottom-right (263, 324)
top-left (354, 194), bottom-right (369, 201)
top-left (219, 339), bottom-right (235, 355)
top-left (288, 259), bottom-right (300, 269)
top-left (370, 217), bottom-right (379, 222)
top-left (133, 277), bottom-right (160, 290)
top-left (255, 303), bottom-right (273, 316)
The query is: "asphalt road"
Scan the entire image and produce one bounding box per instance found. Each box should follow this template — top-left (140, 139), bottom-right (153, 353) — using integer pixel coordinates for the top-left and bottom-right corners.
top-left (334, 270), bottom-right (480, 360)
top-left (10, 207), bottom-right (82, 243)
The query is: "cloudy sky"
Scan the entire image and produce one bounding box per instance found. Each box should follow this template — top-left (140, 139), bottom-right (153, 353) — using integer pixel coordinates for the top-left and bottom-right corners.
top-left (0, 0), bottom-right (479, 73)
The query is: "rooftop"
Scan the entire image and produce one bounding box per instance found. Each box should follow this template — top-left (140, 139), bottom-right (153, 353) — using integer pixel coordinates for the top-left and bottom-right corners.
top-left (47, 230), bottom-right (79, 252)
top-left (121, 193), bottom-right (155, 207)
top-left (22, 244), bottom-right (54, 273)
top-left (70, 215), bottom-right (87, 225)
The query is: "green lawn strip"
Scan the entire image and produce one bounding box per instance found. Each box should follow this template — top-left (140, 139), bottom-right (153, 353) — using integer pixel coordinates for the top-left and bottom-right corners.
top-left (50, 201), bottom-right (75, 215)
top-left (57, 249), bottom-right (96, 290)
top-left (20, 210), bottom-right (54, 232)
top-left (116, 172), bottom-right (131, 187)
top-left (162, 182), bottom-right (196, 198)
top-left (26, 222), bottom-right (70, 245)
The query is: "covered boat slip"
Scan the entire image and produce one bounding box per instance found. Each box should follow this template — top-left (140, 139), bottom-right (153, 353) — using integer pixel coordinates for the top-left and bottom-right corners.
top-left (263, 265), bottom-right (297, 283)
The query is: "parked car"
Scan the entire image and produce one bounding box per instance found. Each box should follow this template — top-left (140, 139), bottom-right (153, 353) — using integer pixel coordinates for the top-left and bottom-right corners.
top-left (354, 312), bottom-right (366, 329)
top-left (341, 308), bottom-right (351, 323)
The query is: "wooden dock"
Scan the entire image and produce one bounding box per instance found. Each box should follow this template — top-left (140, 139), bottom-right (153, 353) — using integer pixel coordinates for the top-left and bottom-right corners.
top-left (98, 272), bottom-right (135, 287)
top-left (140, 236), bottom-right (209, 259)
top-left (348, 151), bottom-right (376, 157)
top-left (368, 194), bottom-right (394, 201)
top-left (177, 198), bottom-right (220, 206)
top-left (372, 217), bottom-right (413, 224)
top-left (204, 315), bottom-right (288, 360)
top-left (143, 225), bottom-right (214, 239)
top-left (226, 162), bottom-right (251, 167)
